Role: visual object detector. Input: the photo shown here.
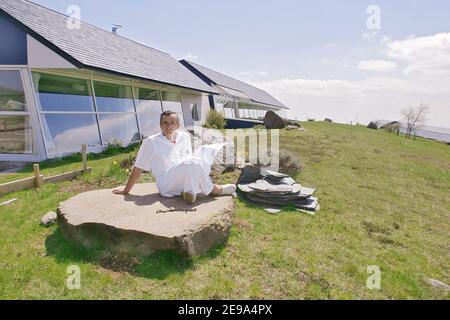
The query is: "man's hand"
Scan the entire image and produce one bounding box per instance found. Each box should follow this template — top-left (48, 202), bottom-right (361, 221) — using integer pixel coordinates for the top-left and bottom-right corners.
top-left (112, 189), bottom-right (129, 195)
top-left (112, 167), bottom-right (143, 196)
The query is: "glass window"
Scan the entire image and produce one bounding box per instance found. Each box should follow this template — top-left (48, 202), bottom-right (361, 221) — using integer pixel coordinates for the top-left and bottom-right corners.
top-left (224, 107), bottom-right (233, 118)
top-left (137, 113), bottom-right (160, 138)
top-left (134, 87), bottom-right (162, 139)
top-left (41, 114), bottom-right (100, 155)
top-left (0, 71), bottom-right (26, 112)
top-left (0, 116), bottom-right (34, 154)
top-left (161, 91), bottom-right (182, 113)
top-left (33, 73), bottom-right (94, 112)
top-left (215, 103), bottom-right (224, 116)
top-left (161, 91), bottom-right (184, 127)
top-left (191, 103), bottom-right (200, 121)
top-left (94, 82), bottom-right (134, 112)
top-left (98, 113), bottom-right (140, 145)
top-left (134, 87), bottom-right (162, 113)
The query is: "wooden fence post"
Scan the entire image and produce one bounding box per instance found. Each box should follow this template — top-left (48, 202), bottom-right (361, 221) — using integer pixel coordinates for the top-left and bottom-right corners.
top-left (33, 164), bottom-right (42, 188)
top-left (81, 144), bottom-right (87, 173)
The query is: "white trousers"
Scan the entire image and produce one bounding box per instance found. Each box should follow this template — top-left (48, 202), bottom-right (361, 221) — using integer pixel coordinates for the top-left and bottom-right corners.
top-left (156, 143), bottom-right (225, 197)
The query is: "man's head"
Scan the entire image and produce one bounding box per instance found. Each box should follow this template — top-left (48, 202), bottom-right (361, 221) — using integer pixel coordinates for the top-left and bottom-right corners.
top-left (160, 111), bottom-right (180, 137)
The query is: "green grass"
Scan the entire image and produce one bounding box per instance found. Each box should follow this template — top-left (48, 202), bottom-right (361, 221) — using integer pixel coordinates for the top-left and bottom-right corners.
top-left (0, 122), bottom-right (449, 299)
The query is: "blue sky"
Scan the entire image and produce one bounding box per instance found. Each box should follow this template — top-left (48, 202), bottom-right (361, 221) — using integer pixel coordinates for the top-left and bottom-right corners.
top-left (33, 0), bottom-right (450, 127)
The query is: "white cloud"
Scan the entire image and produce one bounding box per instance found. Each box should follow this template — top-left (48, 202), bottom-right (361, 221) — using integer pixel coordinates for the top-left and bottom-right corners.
top-left (386, 32), bottom-right (450, 76)
top-left (184, 53), bottom-right (199, 61)
top-left (246, 32), bottom-right (450, 127)
top-left (357, 60), bottom-right (398, 72)
top-left (320, 58), bottom-right (332, 65)
top-left (251, 76), bottom-right (450, 127)
top-left (238, 70), bottom-right (268, 77)
top-left (252, 76), bottom-right (445, 97)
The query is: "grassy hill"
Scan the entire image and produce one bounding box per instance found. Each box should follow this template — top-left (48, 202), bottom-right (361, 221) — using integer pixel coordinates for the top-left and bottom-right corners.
top-left (0, 122), bottom-right (449, 299)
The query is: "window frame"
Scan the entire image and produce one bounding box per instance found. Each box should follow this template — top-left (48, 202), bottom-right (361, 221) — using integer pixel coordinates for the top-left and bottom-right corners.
top-left (0, 67), bottom-right (43, 159)
top-left (30, 70), bottom-right (186, 157)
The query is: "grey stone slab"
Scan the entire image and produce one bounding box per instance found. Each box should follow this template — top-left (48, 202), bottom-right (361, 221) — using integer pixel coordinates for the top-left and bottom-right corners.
top-left (247, 180), bottom-right (302, 194)
top-left (260, 169), bottom-right (289, 178)
top-left (40, 211), bottom-right (57, 227)
top-left (263, 176), bottom-right (296, 185)
top-left (58, 183), bottom-right (234, 258)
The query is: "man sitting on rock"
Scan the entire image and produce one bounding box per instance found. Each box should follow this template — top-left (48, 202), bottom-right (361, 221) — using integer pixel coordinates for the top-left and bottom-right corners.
top-left (113, 111), bottom-right (236, 203)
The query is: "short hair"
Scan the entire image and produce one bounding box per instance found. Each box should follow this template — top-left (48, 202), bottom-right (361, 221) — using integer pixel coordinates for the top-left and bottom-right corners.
top-left (160, 111), bottom-right (180, 125)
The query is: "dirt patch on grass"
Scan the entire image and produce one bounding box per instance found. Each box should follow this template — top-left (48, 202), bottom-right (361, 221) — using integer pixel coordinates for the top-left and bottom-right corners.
top-left (58, 180), bottom-right (98, 194)
top-left (296, 271), bottom-right (331, 290)
top-left (376, 236), bottom-right (404, 247)
top-left (362, 221), bottom-right (391, 235)
top-left (233, 218), bottom-right (254, 230)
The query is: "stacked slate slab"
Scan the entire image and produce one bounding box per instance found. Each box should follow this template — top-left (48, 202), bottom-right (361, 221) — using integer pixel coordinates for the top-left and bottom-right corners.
top-left (237, 165), bottom-right (320, 214)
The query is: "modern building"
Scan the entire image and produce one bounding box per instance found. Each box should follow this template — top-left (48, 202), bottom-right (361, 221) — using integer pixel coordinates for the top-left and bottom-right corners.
top-left (0, 0), bottom-right (288, 162)
top-left (180, 60), bottom-right (288, 128)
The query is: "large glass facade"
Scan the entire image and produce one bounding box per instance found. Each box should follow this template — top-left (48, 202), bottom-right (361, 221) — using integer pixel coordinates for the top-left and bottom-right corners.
top-left (32, 71), bottom-right (185, 156)
top-left (0, 115), bottom-right (34, 154)
top-left (98, 113), bottom-right (139, 145)
top-left (134, 87), bottom-right (162, 138)
top-left (34, 73), bottom-right (94, 112)
top-left (0, 70), bottom-right (26, 112)
top-left (161, 91), bottom-right (184, 127)
top-left (33, 72), bottom-right (100, 155)
top-left (41, 114), bottom-right (100, 154)
top-left (94, 82), bottom-right (134, 112)
top-left (0, 70), bottom-right (35, 154)
top-left (94, 82), bottom-right (139, 145)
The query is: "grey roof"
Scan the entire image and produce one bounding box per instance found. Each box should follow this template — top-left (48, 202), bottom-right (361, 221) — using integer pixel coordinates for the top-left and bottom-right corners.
top-left (180, 60), bottom-right (288, 109)
top-left (0, 0), bottom-right (216, 93)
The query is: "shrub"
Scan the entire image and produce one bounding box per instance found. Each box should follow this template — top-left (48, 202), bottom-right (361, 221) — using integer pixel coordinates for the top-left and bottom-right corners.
top-left (120, 144), bottom-right (140, 169)
top-left (278, 150), bottom-right (303, 177)
top-left (205, 109), bottom-right (227, 129)
top-left (103, 139), bottom-right (124, 156)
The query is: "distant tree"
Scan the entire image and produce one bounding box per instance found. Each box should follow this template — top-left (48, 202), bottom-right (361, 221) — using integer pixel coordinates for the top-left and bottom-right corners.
top-left (401, 103), bottom-right (429, 139)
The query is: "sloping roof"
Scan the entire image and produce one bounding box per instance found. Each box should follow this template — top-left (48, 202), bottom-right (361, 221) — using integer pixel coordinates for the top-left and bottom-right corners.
top-left (180, 60), bottom-right (288, 109)
top-left (0, 0), bottom-right (216, 93)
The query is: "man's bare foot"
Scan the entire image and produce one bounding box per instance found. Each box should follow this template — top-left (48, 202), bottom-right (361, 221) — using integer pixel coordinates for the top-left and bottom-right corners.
top-left (112, 189), bottom-right (129, 195)
top-left (182, 192), bottom-right (197, 204)
top-left (210, 184), bottom-right (236, 197)
top-left (210, 185), bottom-right (223, 197)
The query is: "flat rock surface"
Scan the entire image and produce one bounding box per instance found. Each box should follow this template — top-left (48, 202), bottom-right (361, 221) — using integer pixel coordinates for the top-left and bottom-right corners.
top-left (58, 183), bottom-right (234, 258)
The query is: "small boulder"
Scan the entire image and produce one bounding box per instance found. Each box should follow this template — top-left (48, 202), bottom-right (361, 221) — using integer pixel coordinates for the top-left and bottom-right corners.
top-left (263, 111), bottom-right (286, 129)
top-left (286, 120), bottom-right (301, 128)
top-left (425, 278), bottom-right (450, 291)
top-left (367, 121), bottom-right (378, 130)
top-left (41, 211), bottom-right (57, 227)
top-left (286, 125), bottom-right (299, 131)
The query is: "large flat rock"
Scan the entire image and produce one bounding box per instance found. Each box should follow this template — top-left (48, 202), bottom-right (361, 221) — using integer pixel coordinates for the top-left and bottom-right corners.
top-left (57, 183), bottom-right (234, 258)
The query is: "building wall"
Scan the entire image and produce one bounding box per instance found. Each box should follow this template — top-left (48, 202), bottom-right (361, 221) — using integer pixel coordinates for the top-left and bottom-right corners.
top-left (181, 91), bottom-right (204, 127)
top-left (0, 22), bottom-right (209, 161)
top-left (0, 14), bottom-right (27, 65)
top-left (27, 35), bottom-right (75, 69)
